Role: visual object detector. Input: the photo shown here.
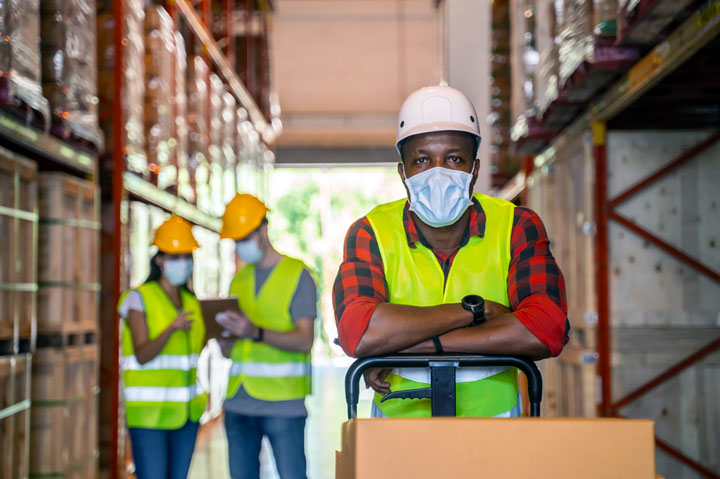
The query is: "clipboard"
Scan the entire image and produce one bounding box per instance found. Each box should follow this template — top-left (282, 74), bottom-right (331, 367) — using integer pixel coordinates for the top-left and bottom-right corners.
top-left (199, 297), bottom-right (243, 341)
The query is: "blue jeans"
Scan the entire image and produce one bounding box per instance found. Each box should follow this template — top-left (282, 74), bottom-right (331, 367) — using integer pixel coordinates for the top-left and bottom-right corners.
top-left (128, 421), bottom-right (199, 479)
top-left (224, 411), bottom-right (307, 479)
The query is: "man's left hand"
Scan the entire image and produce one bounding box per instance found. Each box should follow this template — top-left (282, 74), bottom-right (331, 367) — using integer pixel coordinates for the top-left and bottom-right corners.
top-left (215, 310), bottom-right (259, 339)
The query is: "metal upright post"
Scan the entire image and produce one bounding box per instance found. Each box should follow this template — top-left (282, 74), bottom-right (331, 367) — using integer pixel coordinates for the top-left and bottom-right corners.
top-left (110, 0), bottom-right (125, 477)
top-left (592, 121), bottom-right (611, 417)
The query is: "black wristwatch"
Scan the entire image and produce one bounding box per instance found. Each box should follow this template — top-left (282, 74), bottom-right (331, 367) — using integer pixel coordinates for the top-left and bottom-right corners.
top-left (253, 327), bottom-right (264, 342)
top-left (462, 294), bottom-right (486, 326)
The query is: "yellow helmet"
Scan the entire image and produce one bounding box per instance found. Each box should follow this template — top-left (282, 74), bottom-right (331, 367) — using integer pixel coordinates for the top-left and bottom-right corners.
top-left (221, 193), bottom-right (269, 240)
top-left (152, 216), bottom-right (200, 254)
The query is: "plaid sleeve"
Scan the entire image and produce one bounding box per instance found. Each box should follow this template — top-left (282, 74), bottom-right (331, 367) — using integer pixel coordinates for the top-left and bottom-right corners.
top-left (508, 207), bottom-right (569, 356)
top-left (332, 217), bottom-right (388, 356)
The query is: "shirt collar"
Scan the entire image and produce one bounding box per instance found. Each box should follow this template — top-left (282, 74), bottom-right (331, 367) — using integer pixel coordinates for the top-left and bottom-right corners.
top-left (402, 197), bottom-right (486, 248)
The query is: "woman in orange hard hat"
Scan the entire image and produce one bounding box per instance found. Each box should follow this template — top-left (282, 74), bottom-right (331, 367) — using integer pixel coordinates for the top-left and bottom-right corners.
top-left (117, 216), bottom-right (207, 479)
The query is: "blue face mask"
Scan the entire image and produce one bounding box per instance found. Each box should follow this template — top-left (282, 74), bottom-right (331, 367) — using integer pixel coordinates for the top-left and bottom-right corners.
top-left (403, 165), bottom-right (474, 227)
top-left (236, 238), bottom-right (264, 264)
top-left (163, 258), bottom-right (193, 286)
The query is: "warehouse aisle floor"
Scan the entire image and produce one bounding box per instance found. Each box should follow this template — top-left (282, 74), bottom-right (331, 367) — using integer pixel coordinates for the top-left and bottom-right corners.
top-left (188, 361), bottom-right (373, 479)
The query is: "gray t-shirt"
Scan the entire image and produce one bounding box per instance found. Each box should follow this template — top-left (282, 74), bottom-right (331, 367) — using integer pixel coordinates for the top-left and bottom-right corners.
top-left (223, 264), bottom-right (316, 417)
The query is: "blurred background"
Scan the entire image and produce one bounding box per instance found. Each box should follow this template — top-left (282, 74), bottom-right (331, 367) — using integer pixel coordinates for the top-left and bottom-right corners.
top-left (0, 0), bottom-right (718, 478)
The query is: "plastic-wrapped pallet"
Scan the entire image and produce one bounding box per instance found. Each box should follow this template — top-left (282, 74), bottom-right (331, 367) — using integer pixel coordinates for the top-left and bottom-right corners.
top-left (174, 32), bottom-right (191, 201)
top-left (209, 74), bottom-right (225, 215)
top-left (534, 0), bottom-right (561, 116)
top-left (188, 55), bottom-right (209, 205)
top-left (510, 0), bottom-right (539, 123)
top-left (558, 0), bottom-right (619, 86)
top-left (0, 0), bottom-right (50, 125)
top-left (97, 0), bottom-right (146, 173)
top-left (557, 0), bottom-right (593, 86)
top-left (144, 5), bottom-right (175, 186)
top-left (40, 0), bottom-right (103, 150)
top-left (222, 91), bottom-right (237, 202)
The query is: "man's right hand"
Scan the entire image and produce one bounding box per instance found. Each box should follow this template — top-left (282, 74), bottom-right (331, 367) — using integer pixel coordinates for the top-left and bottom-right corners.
top-left (484, 299), bottom-right (512, 321)
top-left (363, 368), bottom-right (392, 395)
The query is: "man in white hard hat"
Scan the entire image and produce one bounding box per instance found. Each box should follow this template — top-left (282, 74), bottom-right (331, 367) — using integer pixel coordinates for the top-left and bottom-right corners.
top-left (333, 85), bottom-right (569, 417)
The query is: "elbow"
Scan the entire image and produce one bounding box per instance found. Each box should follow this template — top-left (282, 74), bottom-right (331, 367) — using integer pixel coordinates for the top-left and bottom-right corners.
top-left (134, 353), bottom-right (151, 365)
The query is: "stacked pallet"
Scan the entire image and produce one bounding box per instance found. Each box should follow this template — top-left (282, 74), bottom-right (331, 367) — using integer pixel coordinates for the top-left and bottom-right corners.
top-left (0, 148), bottom-right (38, 351)
top-left (37, 173), bottom-right (100, 337)
top-left (527, 124), bottom-right (598, 418)
top-left (0, 121), bottom-right (37, 479)
top-left (0, 354), bottom-right (31, 478)
top-left (144, 5), bottom-right (176, 189)
top-left (40, 0), bottom-right (103, 150)
top-left (0, 0), bottom-right (51, 126)
top-left (30, 345), bottom-right (99, 479)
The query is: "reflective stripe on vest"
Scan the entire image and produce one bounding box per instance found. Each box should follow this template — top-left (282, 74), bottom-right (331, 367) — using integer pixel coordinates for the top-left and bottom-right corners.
top-left (120, 282), bottom-right (208, 429)
top-left (226, 256), bottom-right (312, 401)
top-left (228, 361), bottom-right (311, 378)
top-left (366, 193), bottom-right (519, 417)
top-left (124, 384), bottom-right (203, 403)
top-left (121, 354), bottom-right (200, 371)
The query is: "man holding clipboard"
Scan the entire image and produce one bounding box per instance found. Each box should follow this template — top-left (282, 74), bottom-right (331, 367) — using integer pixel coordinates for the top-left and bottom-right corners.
top-left (210, 193), bottom-right (316, 479)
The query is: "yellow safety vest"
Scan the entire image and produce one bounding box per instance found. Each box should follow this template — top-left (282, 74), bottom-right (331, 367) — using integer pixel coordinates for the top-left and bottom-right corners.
top-left (120, 282), bottom-right (207, 429)
top-left (226, 256), bottom-right (312, 401)
top-left (366, 193), bottom-right (519, 417)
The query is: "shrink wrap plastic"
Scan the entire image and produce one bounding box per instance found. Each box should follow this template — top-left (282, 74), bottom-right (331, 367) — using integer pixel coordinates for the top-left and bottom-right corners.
top-left (41, 0), bottom-right (103, 149)
top-left (209, 74), bottom-right (224, 215)
top-left (0, 0), bottom-right (50, 124)
top-left (558, 0), bottom-right (618, 86)
top-left (222, 92), bottom-right (237, 202)
top-left (534, 0), bottom-right (561, 114)
top-left (188, 55), bottom-right (209, 206)
top-left (144, 5), bottom-right (175, 183)
top-left (97, 0), bottom-right (146, 172)
top-left (175, 32), bottom-right (193, 202)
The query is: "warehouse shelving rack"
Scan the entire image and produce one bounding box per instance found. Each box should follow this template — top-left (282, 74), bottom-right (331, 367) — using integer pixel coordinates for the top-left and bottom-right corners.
top-left (505, 2), bottom-right (720, 477)
top-left (105, 1), bottom-right (275, 477)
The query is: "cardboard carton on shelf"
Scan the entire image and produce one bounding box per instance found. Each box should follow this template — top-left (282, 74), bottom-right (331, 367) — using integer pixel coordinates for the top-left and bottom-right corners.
top-left (336, 418), bottom-right (656, 479)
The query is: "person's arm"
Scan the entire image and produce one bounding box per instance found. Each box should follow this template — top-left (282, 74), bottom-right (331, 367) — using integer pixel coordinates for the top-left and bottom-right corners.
top-left (400, 313), bottom-right (550, 359)
top-left (354, 303), bottom-right (473, 357)
top-left (216, 313), bottom-right (314, 353)
top-left (333, 217), bottom-right (475, 357)
top-left (127, 309), bottom-right (193, 364)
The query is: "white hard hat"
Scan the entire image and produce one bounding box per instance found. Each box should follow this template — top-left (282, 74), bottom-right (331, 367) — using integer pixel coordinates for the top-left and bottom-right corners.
top-left (395, 84), bottom-right (481, 154)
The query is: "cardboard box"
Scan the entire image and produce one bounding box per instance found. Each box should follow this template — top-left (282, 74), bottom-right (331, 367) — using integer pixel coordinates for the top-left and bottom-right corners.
top-left (336, 418), bottom-right (655, 479)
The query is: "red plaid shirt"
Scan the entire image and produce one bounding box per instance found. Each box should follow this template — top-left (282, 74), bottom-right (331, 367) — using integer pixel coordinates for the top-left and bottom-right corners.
top-left (333, 198), bottom-right (569, 357)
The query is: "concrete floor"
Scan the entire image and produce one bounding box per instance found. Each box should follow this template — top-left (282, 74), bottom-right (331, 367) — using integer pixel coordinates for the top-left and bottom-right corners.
top-left (188, 362), bottom-right (373, 479)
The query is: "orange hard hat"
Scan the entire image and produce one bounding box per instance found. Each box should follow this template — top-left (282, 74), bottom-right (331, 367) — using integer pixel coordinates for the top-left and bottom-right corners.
top-left (220, 193), bottom-right (269, 240)
top-left (152, 216), bottom-right (200, 254)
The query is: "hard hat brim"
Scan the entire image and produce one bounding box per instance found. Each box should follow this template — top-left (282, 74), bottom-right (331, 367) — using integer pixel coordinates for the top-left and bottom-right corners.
top-left (395, 122), bottom-right (482, 153)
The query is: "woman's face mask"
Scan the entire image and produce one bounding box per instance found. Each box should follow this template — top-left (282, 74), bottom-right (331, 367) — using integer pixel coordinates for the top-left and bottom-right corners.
top-left (163, 258), bottom-right (194, 286)
top-left (403, 164), bottom-right (475, 227)
top-left (236, 237), bottom-right (264, 264)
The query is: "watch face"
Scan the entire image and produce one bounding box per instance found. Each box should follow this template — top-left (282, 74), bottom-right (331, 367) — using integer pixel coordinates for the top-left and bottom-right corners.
top-left (465, 294), bottom-right (483, 308)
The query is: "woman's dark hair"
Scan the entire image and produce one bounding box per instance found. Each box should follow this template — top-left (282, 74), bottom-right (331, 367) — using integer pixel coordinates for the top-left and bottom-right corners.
top-left (145, 252), bottom-right (165, 284)
top-left (145, 252), bottom-right (194, 293)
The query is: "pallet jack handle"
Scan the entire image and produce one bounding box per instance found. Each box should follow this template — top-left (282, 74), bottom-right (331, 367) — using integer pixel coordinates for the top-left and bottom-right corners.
top-left (345, 354), bottom-right (542, 419)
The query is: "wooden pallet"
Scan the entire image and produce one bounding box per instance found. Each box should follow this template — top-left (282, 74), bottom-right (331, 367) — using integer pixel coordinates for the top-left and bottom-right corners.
top-left (0, 148), bottom-right (38, 349)
top-left (37, 173), bottom-right (100, 336)
top-left (30, 345), bottom-right (99, 478)
top-left (0, 355), bottom-right (31, 478)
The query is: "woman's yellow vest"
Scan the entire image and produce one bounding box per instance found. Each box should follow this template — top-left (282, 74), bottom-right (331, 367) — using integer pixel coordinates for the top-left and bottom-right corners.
top-left (120, 281), bottom-right (207, 429)
top-left (367, 193), bottom-right (519, 417)
top-left (226, 256), bottom-right (312, 401)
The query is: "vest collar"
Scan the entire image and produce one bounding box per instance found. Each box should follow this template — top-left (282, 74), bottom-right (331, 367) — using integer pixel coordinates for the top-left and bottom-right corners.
top-left (402, 196), bottom-right (486, 249)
